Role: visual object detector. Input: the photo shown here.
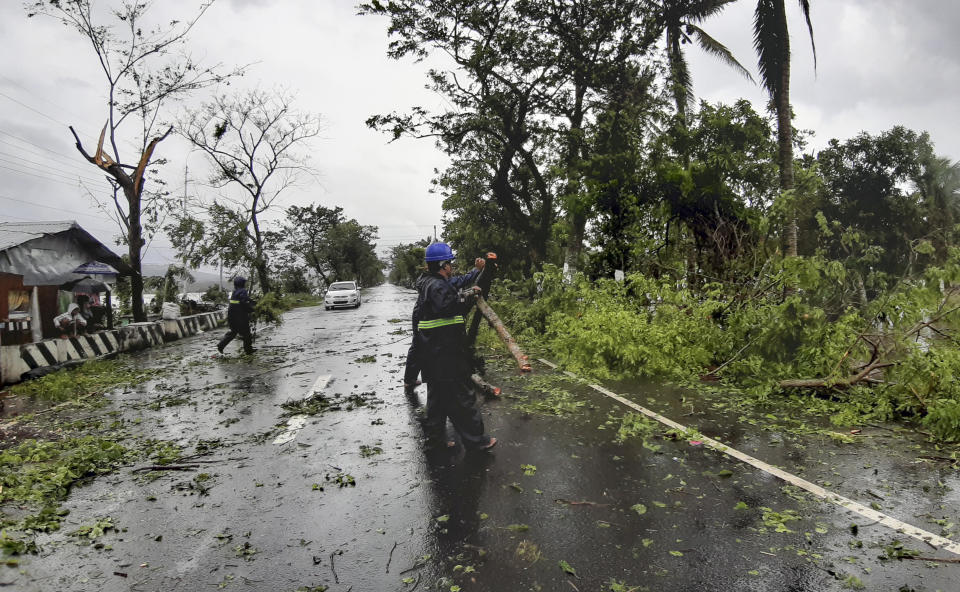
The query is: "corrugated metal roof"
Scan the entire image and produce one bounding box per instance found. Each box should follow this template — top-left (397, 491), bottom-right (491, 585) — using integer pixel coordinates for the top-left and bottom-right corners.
top-left (0, 220), bottom-right (78, 251)
top-left (0, 220), bottom-right (132, 280)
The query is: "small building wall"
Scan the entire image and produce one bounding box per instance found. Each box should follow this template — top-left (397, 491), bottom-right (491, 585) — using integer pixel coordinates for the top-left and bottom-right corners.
top-left (0, 272), bottom-right (32, 347)
top-left (37, 285), bottom-right (60, 339)
top-left (0, 309), bottom-right (226, 385)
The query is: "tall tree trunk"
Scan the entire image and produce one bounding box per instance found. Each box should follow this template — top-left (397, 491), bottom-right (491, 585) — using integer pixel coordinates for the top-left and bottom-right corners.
top-left (774, 2), bottom-right (797, 258)
top-left (255, 259), bottom-right (271, 294)
top-left (564, 207), bottom-right (587, 279)
top-left (125, 188), bottom-right (147, 322)
top-left (561, 87), bottom-right (587, 278)
top-left (251, 210), bottom-right (272, 293)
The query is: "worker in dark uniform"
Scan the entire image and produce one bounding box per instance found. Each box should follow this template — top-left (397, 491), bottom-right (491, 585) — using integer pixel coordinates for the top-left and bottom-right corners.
top-left (416, 242), bottom-right (496, 451)
top-left (217, 276), bottom-right (256, 355)
top-left (404, 256), bottom-right (485, 396)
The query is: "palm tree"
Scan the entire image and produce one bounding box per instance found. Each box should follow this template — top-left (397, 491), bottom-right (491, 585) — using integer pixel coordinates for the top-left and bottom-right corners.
top-left (660, 0), bottom-right (753, 125)
top-left (917, 155), bottom-right (960, 259)
top-left (752, 0), bottom-right (816, 257)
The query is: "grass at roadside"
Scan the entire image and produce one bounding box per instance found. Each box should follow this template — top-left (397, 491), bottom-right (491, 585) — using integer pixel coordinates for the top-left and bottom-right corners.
top-left (0, 356), bottom-right (178, 559)
top-left (6, 359), bottom-right (162, 404)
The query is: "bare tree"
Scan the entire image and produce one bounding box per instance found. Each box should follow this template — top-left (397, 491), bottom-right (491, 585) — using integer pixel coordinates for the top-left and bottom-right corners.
top-left (26, 0), bottom-right (241, 321)
top-left (176, 89), bottom-right (321, 293)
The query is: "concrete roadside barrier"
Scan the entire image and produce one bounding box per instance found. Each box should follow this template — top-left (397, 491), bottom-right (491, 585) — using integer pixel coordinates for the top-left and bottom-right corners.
top-left (0, 309), bottom-right (226, 385)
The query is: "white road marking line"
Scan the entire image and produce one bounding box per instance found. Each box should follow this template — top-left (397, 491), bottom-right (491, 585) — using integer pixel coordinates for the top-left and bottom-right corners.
top-left (310, 374), bottom-right (332, 395)
top-left (536, 358), bottom-right (960, 556)
top-left (273, 374), bottom-right (332, 446)
top-left (273, 415), bottom-right (308, 445)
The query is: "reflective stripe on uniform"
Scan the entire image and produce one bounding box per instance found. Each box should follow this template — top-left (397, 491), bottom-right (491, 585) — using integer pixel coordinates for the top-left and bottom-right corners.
top-left (418, 315), bottom-right (465, 329)
top-left (229, 300), bottom-right (240, 304)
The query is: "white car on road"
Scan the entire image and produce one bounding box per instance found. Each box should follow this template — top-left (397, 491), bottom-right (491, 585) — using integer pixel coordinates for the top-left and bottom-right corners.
top-left (324, 281), bottom-right (361, 310)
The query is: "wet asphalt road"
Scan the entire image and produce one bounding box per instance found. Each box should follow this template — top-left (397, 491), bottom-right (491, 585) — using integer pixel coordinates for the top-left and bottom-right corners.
top-left (8, 284), bottom-right (960, 592)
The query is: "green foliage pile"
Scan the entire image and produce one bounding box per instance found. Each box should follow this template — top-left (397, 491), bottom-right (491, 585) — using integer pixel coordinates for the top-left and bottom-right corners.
top-left (494, 255), bottom-right (960, 440)
top-left (8, 359), bottom-right (159, 403)
top-left (0, 437), bottom-right (131, 513)
top-left (252, 291), bottom-right (324, 326)
top-left (202, 284), bottom-right (229, 304)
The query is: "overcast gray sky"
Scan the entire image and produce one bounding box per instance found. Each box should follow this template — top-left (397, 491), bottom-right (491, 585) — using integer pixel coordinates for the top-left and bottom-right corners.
top-left (1, 0), bottom-right (958, 268)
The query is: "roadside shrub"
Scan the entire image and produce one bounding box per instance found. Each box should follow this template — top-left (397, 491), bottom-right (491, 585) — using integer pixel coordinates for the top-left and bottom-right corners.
top-left (546, 279), bottom-right (723, 380)
top-left (890, 348), bottom-right (960, 441)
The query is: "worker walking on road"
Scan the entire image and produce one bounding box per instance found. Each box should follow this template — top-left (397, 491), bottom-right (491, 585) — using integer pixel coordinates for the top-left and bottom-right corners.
top-left (218, 276), bottom-right (256, 355)
top-left (415, 242), bottom-right (496, 451)
top-left (404, 255), bottom-right (486, 396)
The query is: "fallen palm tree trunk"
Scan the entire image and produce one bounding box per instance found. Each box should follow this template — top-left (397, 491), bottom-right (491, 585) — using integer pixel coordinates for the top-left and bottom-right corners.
top-left (475, 296), bottom-right (532, 372)
top-left (471, 374), bottom-right (501, 397)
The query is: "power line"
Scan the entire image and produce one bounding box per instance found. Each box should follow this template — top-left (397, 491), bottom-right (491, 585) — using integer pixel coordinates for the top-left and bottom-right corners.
top-left (0, 159), bottom-right (106, 188)
top-left (0, 75), bottom-right (101, 129)
top-left (0, 91), bottom-right (87, 133)
top-left (0, 193), bottom-right (120, 226)
top-left (0, 162), bottom-right (94, 189)
top-left (0, 128), bottom-right (95, 164)
top-left (0, 137), bottom-right (104, 178)
top-left (0, 152), bottom-right (106, 185)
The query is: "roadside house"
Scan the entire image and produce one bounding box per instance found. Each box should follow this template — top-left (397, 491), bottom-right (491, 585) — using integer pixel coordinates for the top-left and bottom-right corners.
top-left (0, 220), bottom-right (130, 344)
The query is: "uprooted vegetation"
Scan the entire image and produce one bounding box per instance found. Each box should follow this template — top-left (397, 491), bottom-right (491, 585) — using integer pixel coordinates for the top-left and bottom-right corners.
top-left (0, 357), bottom-right (197, 556)
top-left (490, 255), bottom-right (960, 441)
top-left (279, 391), bottom-right (382, 417)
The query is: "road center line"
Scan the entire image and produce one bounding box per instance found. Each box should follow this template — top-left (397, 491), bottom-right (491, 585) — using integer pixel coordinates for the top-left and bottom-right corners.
top-left (272, 415), bottom-right (307, 445)
top-left (537, 358), bottom-right (960, 556)
top-left (310, 374), bottom-right (332, 395)
top-left (273, 374), bottom-right (332, 446)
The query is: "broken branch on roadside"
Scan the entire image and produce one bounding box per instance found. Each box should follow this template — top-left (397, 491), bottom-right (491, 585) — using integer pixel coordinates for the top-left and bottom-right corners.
top-left (131, 464), bottom-right (201, 473)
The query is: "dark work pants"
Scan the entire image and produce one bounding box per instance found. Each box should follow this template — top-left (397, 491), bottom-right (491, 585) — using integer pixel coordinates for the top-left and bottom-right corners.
top-left (219, 326), bottom-right (253, 354)
top-left (425, 376), bottom-right (490, 449)
top-left (403, 333), bottom-right (421, 385)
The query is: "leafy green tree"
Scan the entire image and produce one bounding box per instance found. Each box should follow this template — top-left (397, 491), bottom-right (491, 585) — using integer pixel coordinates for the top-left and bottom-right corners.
top-left (751, 0), bottom-right (816, 257)
top-left (319, 221), bottom-right (384, 287)
top-left (202, 284), bottom-right (228, 305)
top-left (387, 241), bottom-right (429, 288)
top-left (815, 127), bottom-right (949, 282)
top-left (283, 204), bottom-right (345, 286)
top-left (361, 0), bottom-right (664, 275)
top-left (641, 100), bottom-right (779, 279)
top-left (916, 154), bottom-right (960, 260)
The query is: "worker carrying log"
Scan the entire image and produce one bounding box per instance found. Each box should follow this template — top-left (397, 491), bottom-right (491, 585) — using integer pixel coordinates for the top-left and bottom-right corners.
top-left (413, 242), bottom-right (496, 451)
top-left (404, 253), bottom-right (485, 396)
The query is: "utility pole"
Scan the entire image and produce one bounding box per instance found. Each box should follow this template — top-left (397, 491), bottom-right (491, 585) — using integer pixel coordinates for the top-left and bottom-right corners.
top-left (181, 163), bottom-right (190, 298)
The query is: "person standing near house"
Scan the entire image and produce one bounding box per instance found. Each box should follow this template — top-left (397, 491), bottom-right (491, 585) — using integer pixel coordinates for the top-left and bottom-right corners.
top-left (217, 276), bottom-right (255, 355)
top-left (415, 242), bottom-right (496, 451)
top-left (404, 255), bottom-right (486, 396)
top-left (53, 303), bottom-right (86, 337)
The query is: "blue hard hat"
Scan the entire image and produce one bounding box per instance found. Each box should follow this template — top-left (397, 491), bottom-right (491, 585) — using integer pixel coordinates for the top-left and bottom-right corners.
top-left (233, 276), bottom-right (247, 287)
top-left (425, 242), bottom-right (454, 262)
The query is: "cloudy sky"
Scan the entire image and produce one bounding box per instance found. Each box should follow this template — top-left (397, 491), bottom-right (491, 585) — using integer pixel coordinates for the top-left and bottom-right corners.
top-left (1, 0), bottom-right (958, 268)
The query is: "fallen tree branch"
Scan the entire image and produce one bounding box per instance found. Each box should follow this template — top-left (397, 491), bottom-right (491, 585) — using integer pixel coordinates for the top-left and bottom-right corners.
top-left (130, 464), bottom-right (201, 473)
top-left (900, 555), bottom-right (960, 564)
top-left (475, 296), bottom-right (531, 372)
top-left (385, 541), bottom-right (397, 573)
top-left (471, 374), bottom-right (501, 397)
top-left (779, 362), bottom-right (896, 390)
